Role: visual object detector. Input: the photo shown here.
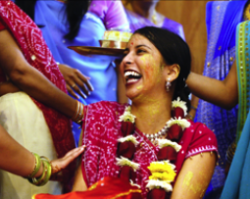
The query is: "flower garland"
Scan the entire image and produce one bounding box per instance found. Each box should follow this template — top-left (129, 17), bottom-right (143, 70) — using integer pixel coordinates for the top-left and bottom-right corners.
top-left (116, 98), bottom-right (190, 199)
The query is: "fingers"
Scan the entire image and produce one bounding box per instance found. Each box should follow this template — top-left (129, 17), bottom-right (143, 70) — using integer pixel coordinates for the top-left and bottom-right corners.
top-left (51, 145), bottom-right (86, 174)
top-left (64, 145), bottom-right (86, 158)
top-left (59, 64), bottom-right (94, 99)
top-left (77, 72), bottom-right (94, 92)
top-left (69, 82), bottom-right (87, 99)
top-left (66, 83), bottom-right (79, 99)
top-left (72, 75), bottom-right (90, 97)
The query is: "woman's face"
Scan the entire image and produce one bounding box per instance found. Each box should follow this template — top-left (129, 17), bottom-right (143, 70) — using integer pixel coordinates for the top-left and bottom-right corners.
top-left (120, 34), bottom-right (167, 101)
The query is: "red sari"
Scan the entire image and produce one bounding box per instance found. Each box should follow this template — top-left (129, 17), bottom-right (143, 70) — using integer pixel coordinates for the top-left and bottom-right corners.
top-left (35, 101), bottom-right (218, 199)
top-left (0, 1), bottom-right (75, 182)
top-left (81, 101), bottom-right (218, 198)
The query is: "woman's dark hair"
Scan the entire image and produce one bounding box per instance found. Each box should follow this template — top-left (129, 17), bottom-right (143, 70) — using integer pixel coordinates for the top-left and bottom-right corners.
top-left (15, 0), bottom-right (89, 40)
top-left (15, 0), bottom-right (36, 22)
top-left (134, 27), bottom-right (191, 108)
top-left (243, 0), bottom-right (250, 20)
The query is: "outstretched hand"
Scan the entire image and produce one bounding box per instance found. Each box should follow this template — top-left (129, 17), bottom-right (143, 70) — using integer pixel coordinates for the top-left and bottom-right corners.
top-left (58, 64), bottom-right (94, 99)
top-left (50, 145), bottom-right (86, 175)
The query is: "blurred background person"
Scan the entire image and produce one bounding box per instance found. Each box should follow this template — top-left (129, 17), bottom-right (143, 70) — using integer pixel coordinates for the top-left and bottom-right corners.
top-left (123, 0), bottom-right (185, 39)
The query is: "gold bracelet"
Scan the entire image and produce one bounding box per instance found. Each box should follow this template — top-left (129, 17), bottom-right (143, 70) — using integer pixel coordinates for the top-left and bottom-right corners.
top-left (76, 102), bottom-right (84, 123)
top-left (72, 100), bottom-right (80, 121)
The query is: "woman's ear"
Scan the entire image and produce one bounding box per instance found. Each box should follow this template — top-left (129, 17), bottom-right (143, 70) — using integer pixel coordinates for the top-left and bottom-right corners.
top-left (164, 64), bottom-right (180, 82)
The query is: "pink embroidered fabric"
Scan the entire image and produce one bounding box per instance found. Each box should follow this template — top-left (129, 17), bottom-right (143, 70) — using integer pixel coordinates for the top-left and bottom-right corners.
top-left (0, 1), bottom-right (75, 182)
top-left (81, 101), bottom-right (218, 198)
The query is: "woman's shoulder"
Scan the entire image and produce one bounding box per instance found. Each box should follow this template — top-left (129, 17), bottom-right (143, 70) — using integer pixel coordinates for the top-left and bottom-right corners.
top-left (189, 121), bottom-right (217, 142)
top-left (88, 0), bottom-right (129, 31)
top-left (182, 121), bottom-right (218, 158)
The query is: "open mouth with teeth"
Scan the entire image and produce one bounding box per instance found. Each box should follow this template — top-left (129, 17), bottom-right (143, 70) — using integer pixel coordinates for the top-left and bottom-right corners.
top-left (124, 70), bottom-right (142, 84)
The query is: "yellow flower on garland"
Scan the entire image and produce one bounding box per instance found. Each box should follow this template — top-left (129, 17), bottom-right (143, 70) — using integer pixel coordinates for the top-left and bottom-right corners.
top-left (149, 172), bottom-right (176, 182)
top-left (148, 161), bottom-right (175, 174)
top-left (146, 161), bottom-right (177, 192)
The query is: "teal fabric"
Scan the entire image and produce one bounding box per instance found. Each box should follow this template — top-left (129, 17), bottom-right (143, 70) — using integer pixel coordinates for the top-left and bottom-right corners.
top-left (220, 112), bottom-right (250, 198)
top-left (220, 20), bottom-right (250, 199)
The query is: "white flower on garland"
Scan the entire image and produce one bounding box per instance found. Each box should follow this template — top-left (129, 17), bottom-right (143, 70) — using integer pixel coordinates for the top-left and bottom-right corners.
top-left (116, 157), bottom-right (140, 172)
top-left (156, 139), bottom-right (182, 152)
top-left (118, 106), bottom-right (136, 123)
top-left (118, 135), bottom-right (139, 145)
top-left (146, 179), bottom-right (173, 192)
top-left (130, 180), bottom-right (141, 189)
top-left (171, 97), bottom-right (188, 116)
top-left (167, 117), bottom-right (190, 131)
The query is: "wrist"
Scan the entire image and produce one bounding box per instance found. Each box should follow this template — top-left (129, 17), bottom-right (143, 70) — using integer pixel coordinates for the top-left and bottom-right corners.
top-left (71, 100), bottom-right (85, 123)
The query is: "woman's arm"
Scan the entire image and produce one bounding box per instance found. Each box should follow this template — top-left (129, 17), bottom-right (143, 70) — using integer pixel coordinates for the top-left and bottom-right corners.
top-left (186, 61), bottom-right (238, 109)
top-left (72, 163), bottom-right (88, 191)
top-left (171, 152), bottom-right (216, 199)
top-left (0, 124), bottom-right (85, 177)
top-left (0, 81), bottom-right (20, 96)
top-left (0, 29), bottom-right (78, 119)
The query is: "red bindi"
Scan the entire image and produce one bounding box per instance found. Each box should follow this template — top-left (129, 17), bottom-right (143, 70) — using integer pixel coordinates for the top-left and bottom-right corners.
top-left (131, 42), bottom-right (134, 45)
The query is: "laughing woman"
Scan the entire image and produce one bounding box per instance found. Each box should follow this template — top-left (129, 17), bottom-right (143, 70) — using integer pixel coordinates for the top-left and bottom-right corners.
top-left (35, 27), bottom-right (219, 199)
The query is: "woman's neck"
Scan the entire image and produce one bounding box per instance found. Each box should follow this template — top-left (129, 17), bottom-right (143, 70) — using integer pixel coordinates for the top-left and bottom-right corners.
top-left (131, 97), bottom-right (172, 135)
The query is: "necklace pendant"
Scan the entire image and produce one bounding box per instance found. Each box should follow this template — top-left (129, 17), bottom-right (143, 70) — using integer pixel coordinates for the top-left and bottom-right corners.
top-left (152, 139), bottom-right (158, 146)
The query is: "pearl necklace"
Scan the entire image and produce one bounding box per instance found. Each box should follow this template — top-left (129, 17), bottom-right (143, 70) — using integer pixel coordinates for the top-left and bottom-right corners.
top-left (143, 121), bottom-right (169, 143)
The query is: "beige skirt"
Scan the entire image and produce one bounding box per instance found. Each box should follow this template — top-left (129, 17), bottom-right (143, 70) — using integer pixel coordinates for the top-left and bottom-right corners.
top-left (0, 92), bottom-right (62, 199)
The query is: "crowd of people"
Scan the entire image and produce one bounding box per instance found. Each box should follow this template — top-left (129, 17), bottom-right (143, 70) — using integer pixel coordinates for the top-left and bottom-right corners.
top-left (0, 0), bottom-right (249, 199)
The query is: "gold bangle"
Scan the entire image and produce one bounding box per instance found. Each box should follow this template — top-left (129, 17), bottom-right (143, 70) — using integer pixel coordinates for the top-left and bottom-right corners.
top-left (72, 101), bottom-right (80, 121)
top-left (76, 102), bottom-right (84, 123)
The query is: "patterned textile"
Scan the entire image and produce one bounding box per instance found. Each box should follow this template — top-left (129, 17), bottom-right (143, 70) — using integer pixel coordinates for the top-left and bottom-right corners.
top-left (235, 21), bottom-right (250, 142)
top-left (81, 101), bottom-right (218, 199)
top-left (125, 8), bottom-right (185, 40)
top-left (194, 2), bottom-right (246, 198)
top-left (0, 1), bottom-right (75, 180)
top-left (34, 0), bottom-right (129, 145)
top-left (220, 20), bottom-right (250, 199)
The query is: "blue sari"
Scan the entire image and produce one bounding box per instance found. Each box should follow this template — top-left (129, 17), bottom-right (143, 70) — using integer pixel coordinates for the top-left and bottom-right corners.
top-left (195, 1), bottom-right (246, 198)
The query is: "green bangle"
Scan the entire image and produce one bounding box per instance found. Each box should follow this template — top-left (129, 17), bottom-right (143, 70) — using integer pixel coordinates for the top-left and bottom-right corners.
top-left (28, 160), bottom-right (46, 185)
top-left (39, 160), bottom-right (52, 186)
top-left (27, 153), bottom-right (41, 178)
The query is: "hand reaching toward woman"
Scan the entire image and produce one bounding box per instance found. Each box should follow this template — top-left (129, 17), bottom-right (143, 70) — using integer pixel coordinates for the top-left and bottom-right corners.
top-left (58, 64), bottom-right (93, 99)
